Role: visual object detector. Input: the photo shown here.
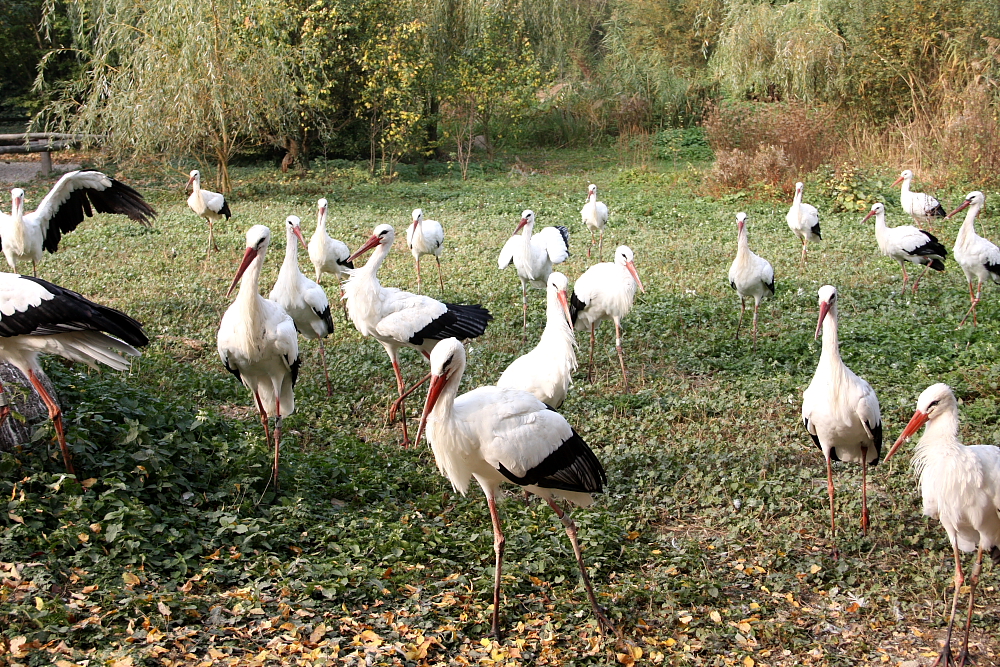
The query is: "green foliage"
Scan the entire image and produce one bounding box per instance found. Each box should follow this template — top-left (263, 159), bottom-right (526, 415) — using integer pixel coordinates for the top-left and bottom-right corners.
top-left (653, 127), bottom-right (713, 163)
top-left (812, 163), bottom-right (895, 213)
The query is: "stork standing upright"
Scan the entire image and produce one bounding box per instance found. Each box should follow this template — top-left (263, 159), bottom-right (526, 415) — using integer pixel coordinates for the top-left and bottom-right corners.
top-left (802, 285), bottom-right (882, 554)
top-left (887, 383), bottom-right (1000, 667)
top-left (786, 182), bottom-right (821, 264)
top-left (269, 215), bottom-right (335, 396)
top-left (863, 202), bottom-right (947, 293)
top-left (1, 171), bottom-right (156, 275)
top-left (415, 338), bottom-right (617, 640)
top-left (497, 271), bottom-right (576, 409)
top-left (406, 208), bottom-right (445, 293)
top-left (217, 226), bottom-right (299, 490)
top-left (728, 212), bottom-right (775, 348)
top-left (498, 210), bottom-right (570, 333)
top-left (571, 246), bottom-right (645, 391)
top-left (893, 169), bottom-right (947, 229)
top-left (186, 169), bottom-right (232, 254)
top-left (580, 184), bottom-right (609, 260)
top-left (344, 224), bottom-right (491, 446)
top-left (946, 192), bottom-right (1000, 326)
top-left (0, 272), bottom-right (148, 473)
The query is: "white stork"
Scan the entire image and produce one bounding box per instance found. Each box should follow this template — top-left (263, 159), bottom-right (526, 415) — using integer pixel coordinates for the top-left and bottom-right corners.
top-left (269, 215), bottom-right (335, 396)
top-left (863, 202), bottom-right (947, 293)
top-left (802, 285), bottom-right (882, 554)
top-left (344, 224), bottom-right (492, 446)
top-left (0, 272), bottom-right (148, 474)
top-left (887, 383), bottom-right (1000, 667)
top-left (786, 182), bottom-right (821, 263)
top-left (498, 210), bottom-right (570, 332)
top-left (308, 198), bottom-right (353, 285)
top-left (947, 192), bottom-right (1000, 326)
top-left (581, 184), bottom-right (608, 260)
top-left (217, 225), bottom-right (299, 490)
top-left (497, 271), bottom-right (576, 409)
top-left (893, 169), bottom-right (947, 228)
top-left (415, 338), bottom-right (617, 640)
top-left (1, 171), bottom-right (156, 275)
top-left (571, 246), bottom-right (645, 391)
top-left (185, 169), bottom-right (232, 254)
top-left (728, 212), bottom-right (775, 348)
top-left (406, 208), bottom-right (445, 293)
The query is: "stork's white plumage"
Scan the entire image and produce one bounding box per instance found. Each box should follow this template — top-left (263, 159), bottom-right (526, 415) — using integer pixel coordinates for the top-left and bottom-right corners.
top-left (727, 212), bottom-right (775, 348)
top-left (498, 210), bottom-right (570, 332)
top-left (497, 272), bottom-right (576, 408)
top-left (1, 171), bottom-right (156, 275)
top-left (893, 169), bottom-right (947, 228)
top-left (947, 192), bottom-right (1000, 326)
top-left (186, 169), bottom-right (232, 254)
top-left (863, 202), bottom-right (947, 293)
top-left (887, 383), bottom-right (1000, 666)
top-left (269, 215), bottom-right (335, 396)
top-left (581, 184), bottom-right (609, 260)
top-left (0, 272), bottom-right (148, 473)
top-left (802, 285), bottom-right (882, 552)
top-left (786, 182), bottom-right (821, 263)
top-left (415, 338), bottom-right (616, 640)
top-left (344, 224), bottom-right (492, 445)
top-left (308, 198), bottom-right (353, 285)
top-left (218, 225), bottom-right (299, 489)
top-left (571, 246), bottom-right (645, 391)
top-left (406, 208), bottom-right (445, 293)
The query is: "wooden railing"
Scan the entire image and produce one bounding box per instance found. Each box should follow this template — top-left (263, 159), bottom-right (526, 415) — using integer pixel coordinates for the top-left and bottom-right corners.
top-left (0, 133), bottom-right (95, 175)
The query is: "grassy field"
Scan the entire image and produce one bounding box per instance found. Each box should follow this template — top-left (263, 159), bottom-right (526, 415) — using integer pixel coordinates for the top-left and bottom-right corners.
top-left (2, 150), bottom-right (999, 666)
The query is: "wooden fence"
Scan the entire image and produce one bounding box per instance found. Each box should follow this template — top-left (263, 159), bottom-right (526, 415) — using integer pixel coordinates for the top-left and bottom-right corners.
top-left (0, 133), bottom-right (95, 175)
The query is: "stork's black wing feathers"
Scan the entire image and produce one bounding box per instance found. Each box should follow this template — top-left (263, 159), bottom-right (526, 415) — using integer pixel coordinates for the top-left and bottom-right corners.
top-left (288, 354), bottom-right (301, 386)
top-left (218, 199), bottom-right (232, 220)
top-left (911, 232), bottom-right (947, 258)
top-left (1, 275), bottom-right (149, 346)
top-left (338, 257), bottom-right (355, 269)
top-left (811, 222), bottom-right (822, 240)
top-left (555, 225), bottom-right (570, 252)
top-left (930, 203), bottom-right (947, 218)
top-left (868, 421), bottom-right (883, 466)
top-left (222, 354), bottom-right (243, 384)
top-left (497, 430), bottom-right (606, 494)
top-left (986, 260), bottom-right (1000, 280)
top-left (569, 291), bottom-right (586, 326)
top-left (408, 303), bottom-right (492, 345)
top-left (314, 304), bottom-right (334, 337)
top-left (765, 277), bottom-right (775, 296)
top-left (42, 179), bottom-right (157, 253)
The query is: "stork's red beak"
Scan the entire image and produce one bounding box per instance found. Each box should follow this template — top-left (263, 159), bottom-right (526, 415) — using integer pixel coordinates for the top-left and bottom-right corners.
top-left (557, 289), bottom-right (572, 324)
top-left (347, 234), bottom-right (381, 263)
top-left (815, 300), bottom-right (831, 340)
top-left (514, 217), bottom-right (529, 234)
top-left (185, 174), bottom-right (195, 191)
top-left (293, 226), bottom-right (307, 249)
top-left (891, 175), bottom-right (904, 187)
top-left (946, 199), bottom-right (972, 219)
top-left (626, 260), bottom-right (645, 293)
top-left (318, 204), bottom-right (327, 219)
top-left (227, 247), bottom-right (258, 297)
top-left (415, 372), bottom-right (449, 446)
top-left (862, 209), bottom-right (877, 223)
top-left (885, 410), bottom-right (928, 461)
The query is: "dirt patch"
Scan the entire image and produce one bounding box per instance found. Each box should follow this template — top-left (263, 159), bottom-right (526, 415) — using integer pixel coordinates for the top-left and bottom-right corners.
top-left (0, 156), bottom-right (82, 184)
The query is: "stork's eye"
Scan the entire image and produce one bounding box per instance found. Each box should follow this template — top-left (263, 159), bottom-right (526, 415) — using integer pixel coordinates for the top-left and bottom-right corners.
top-left (928, 399), bottom-right (940, 409)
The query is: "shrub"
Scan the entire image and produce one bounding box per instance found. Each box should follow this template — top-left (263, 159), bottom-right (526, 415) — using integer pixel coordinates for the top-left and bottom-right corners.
top-left (654, 127), bottom-right (713, 163)
top-left (706, 144), bottom-right (792, 192)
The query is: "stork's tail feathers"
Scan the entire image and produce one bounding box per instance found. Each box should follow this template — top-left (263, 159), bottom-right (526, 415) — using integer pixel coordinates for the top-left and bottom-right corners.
top-left (86, 301), bottom-right (150, 348)
top-left (569, 291), bottom-right (586, 326)
top-left (931, 203), bottom-right (947, 218)
top-left (811, 222), bottom-right (822, 240)
top-left (928, 258), bottom-right (946, 272)
top-left (219, 199), bottom-right (233, 220)
top-left (338, 258), bottom-right (355, 270)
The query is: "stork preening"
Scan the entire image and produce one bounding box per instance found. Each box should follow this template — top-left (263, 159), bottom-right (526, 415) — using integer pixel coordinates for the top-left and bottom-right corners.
top-left (415, 338), bottom-right (617, 640)
top-left (1, 171), bottom-right (156, 275)
top-left (269, 215), bottom-right (335, 396)
top-left (947, 192), bottom-right (1000, 326)
top-left (864, 202), bottom-right (947, 293)
top-left (728, 212), bottom-right (775, 348)
top-left (0, 272), bottom-right (148, 474)
top-left (887, 384), bottom-right (1000, 667)
top-left (344, 225), bottom-right (491, 446)
top-left (218, 226), bottom-right (299, 490)
top-left (497, 272), bottom-right (576, 409)
top-left (786, 182), bottom-right (821, 264)
top-left (498, 210), bottom-right (570, 333)
top-left (186, 169), bottom-right (232, 254)
top-left (893, 169), bottom-right (947, 229)
top-left (406, 208), bottom-right (445, 293)
top-left (581, 184), bottom-right (609, 260)
top-left (571, 246), bottom-right (645, 391)
top-left (802, 286), bottom-right (882, 555)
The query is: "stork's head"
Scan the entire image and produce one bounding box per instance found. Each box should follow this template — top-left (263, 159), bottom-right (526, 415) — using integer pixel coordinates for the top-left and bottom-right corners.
top-left (185, 169), bottom-right (201, 191)
top-left (347, 224), bottom-right (394, 262)
top-left (795, 182), bottom-right (804, 195)
top-left (735, 211), bottom-right (748, 234)
top-left (862, 202), bottom-right (884, 223)
top-left (514, 210), bottom-right (535, 234)
top-left (815, 284), bottom-right (838, 340)
top-left (614, 245), bottom-right (645, 293)
top-left (946, 191), bottom-right (984, 219)
top-left (587, 184), bottom-right (597, 199)
top-left (227, 225), bottom-right (271, 296)
top-left (285, 215), bottom-right (306, 249)
top-left (415, 338), bottom-right (467, 445)
top-left (891, 169), bottom-right (913, 187)
top-left (317, 198), bottom-right (328, 222)
top-left (411, 208), bottom-right (424, 228)
top-left (547, 272), bottom-right (572, 324)
top-left (10, 188), bottom-right (24, 217)
top-left (886, 383), bottom-right (956, 461)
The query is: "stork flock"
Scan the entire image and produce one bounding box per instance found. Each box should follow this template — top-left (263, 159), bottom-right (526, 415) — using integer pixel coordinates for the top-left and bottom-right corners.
top-left (2, 167), bottom-right (999, 658)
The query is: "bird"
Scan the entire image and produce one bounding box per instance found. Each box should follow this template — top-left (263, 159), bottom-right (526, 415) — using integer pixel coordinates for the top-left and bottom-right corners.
top-left (727, 212), bottom-right (775, 348)
top-left (863, 202), bottom-right (947, 293)
top-left (498, 210), bottom-right (570, 332)
top-left (1, 171), bottom-right (156, 275)
top-left (268, 215), bottom-right (335, 396)
top-left (344, 224), bottom-right (492, 446)
top-left (887, 383), bottom-right (1000, 667)
top-left (406, 208), bottom-right (445, 293)
top-left (414, 338), bottom-right (617, 640)
top-left (0, 272), bottom-right (148, 474)
top-left (217, 225), bottom-right (299, 490)
top-left (307, 198), bottom-right (353, 314)
top-left (497, 271), bottom-right (576, 409)
top-left (786, 181), bottom-right (821, 264)
top-left (185, 169), bottom-right (232, 254)
top-left (581, 184), bottom-right (609, 260)
top-left (893, 169), bottom-right (947, 229)
top-left (946, 192), bottom-right (1000, 326)
top-left (802, 285), bottom-right (882, 555)
top-left (570, 245), bottom-right (645, 391)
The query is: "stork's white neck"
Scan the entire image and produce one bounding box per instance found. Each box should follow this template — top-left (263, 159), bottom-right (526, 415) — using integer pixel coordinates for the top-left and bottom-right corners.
top-left (541, 290), bottom-right (574, 348)
top-left (899, 176), bottom-right (912, 198)
top-left (736, 224), bottom-right (750, 256)
top-left (957, 200), bottom-right (984, 244)
top-left (912, 408), bottom-right (963, 478)
top-left (234, 253), bottom-right (266, 338)
top-left (819, 304), bottom-right (842, 367)
top-left (431, 366), bottom-right (465, 424)
top-left (316, 211), bottom-right (327, 235)
top-left (791, 190), bottom-right (803, 222)
top-left (282, 226), bottom-right (300, 272)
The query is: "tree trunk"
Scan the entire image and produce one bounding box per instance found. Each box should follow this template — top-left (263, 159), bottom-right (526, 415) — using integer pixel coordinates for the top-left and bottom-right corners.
top-left (427, 94), bottom-right (442, 159)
